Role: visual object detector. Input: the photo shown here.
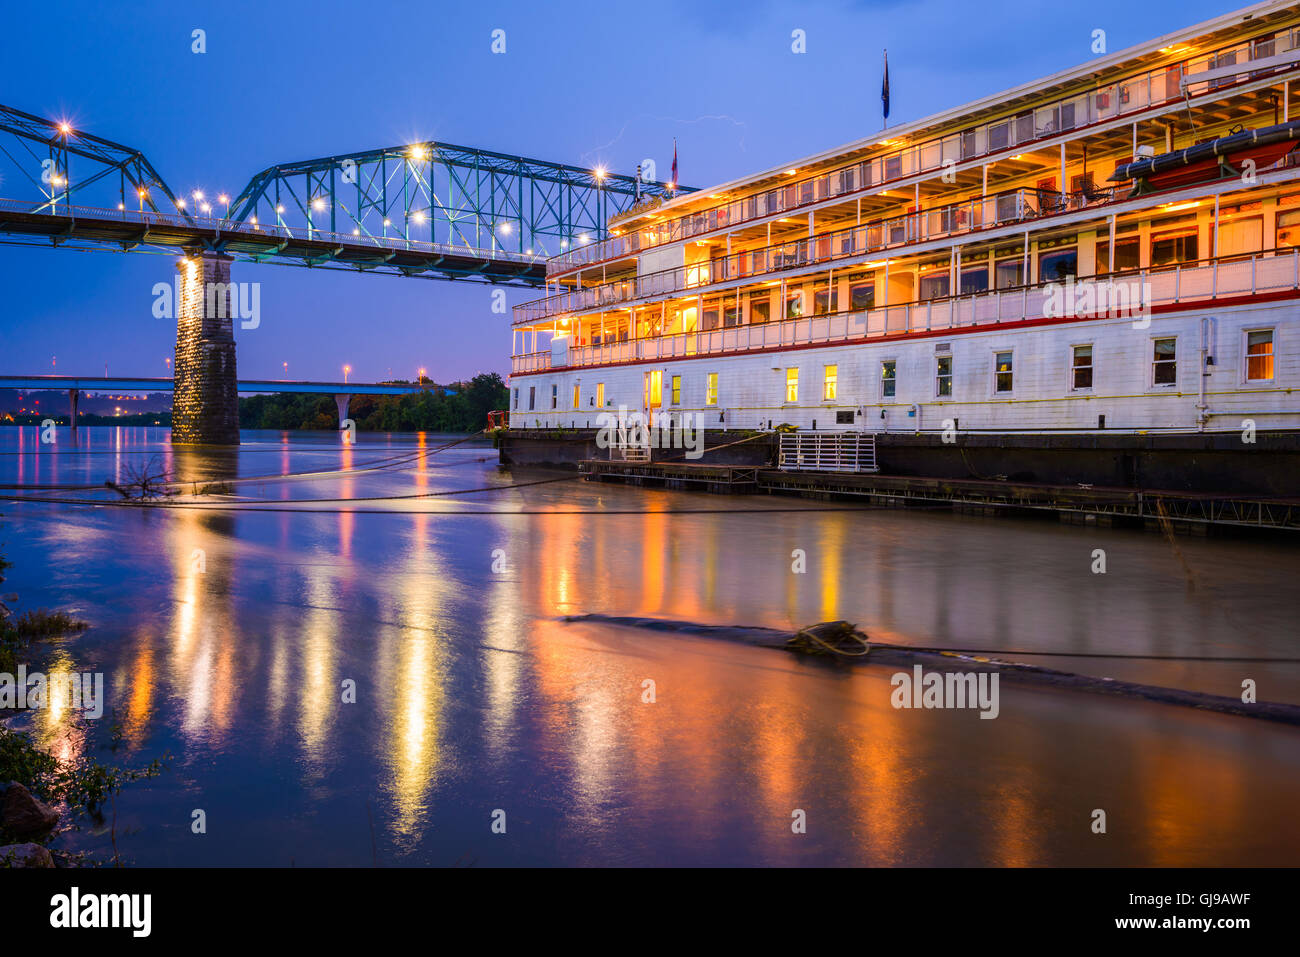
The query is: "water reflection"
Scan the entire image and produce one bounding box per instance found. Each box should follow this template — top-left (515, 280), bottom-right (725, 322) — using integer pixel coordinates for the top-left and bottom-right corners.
top-left (1, 428), bottom-right (1297, 865)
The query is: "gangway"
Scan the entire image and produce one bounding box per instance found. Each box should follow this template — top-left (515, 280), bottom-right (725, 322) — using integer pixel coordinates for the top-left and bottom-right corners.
top-left (778, 431), bottom-right (879, 473)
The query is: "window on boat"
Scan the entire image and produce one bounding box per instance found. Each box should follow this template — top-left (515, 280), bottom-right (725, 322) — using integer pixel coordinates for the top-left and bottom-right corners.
top-left (850, 280), bottom-right (875, 311)
top-left (823, 365), bottom-right (838, 401)
top-left (786, 290), bottom-right (805, 319)
top-left (995, 254), bottom-right (1024, 290)
top-left (749, 292), bottom-right (771, 323)
top-left (512, 388), bottom-right (519, 410)
top-left (1072, 345), bottom-right (1094, 390)
top-left (670, 375), bottom-right (681, 405)
top-left (881, 361), bottom-right (897, 398)
top-left (994, 351), bottom-right (1014, 393)
top-left (1245, 330), bottom-right (1274, 382)
top-left (785, 368), bottom-right (799, 403)
top-left (573, 385), bottom-right (580, 410)
top-left (813, 280), bottom-right (837, 316)
top-left (529, 386), bottom-right (536, 411)
top-left (705, 373), bottom-right (718, 406)
top-left (1150, 226), bottom-right (1198, 267)
top-left (596, 383), bottom-right (605, 408)
top-left (919, 259), bottom-right (951, 301)
top-left (960, 264), bottom-right (990, 295)
top-left (1275, 208), bottom-right (1300, 250)
top-left (551, 385), bottom-right (558, 409)
top-left (1038, 247), bottom-right (1078, 283)
top-left (1152, 338), bottom-right (1177, 387)
top-left (1095, 235), bottom-right (1140, 275)
top-left (936, 355), bottom-right (953, 397)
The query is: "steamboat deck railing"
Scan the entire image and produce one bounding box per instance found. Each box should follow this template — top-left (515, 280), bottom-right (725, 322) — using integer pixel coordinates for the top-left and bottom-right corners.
top-left (512, 248), bottom-right (1300, 374)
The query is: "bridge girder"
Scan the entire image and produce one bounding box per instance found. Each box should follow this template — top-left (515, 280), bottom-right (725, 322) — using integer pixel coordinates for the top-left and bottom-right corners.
top-left (227, 141), bottom-right (692, 259)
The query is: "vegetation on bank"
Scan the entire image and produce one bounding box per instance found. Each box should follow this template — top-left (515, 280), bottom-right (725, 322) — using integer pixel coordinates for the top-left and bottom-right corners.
top-left (0, 549), bottom-right (168, 866)
top-left (239, 372), bottom-right (509, 432)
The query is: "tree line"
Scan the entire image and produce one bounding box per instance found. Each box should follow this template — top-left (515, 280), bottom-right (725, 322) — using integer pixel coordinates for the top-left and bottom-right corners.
top-left (238, 373), bottom-right (508, 433)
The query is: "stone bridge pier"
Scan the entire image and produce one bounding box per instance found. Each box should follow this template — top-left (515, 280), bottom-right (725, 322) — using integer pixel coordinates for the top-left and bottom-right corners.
top-left (172, 252), bottom-right (240, 445)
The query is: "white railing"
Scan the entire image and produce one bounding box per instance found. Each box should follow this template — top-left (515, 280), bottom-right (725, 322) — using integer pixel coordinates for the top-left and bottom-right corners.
top-left (0, 198), bottom-right (546, 264)
top-left (511, 249), bottom-right (1300, 374)
top-left (517, 187), bottom-right (1104, 324)
top-left (548, 26), bottom-right (1300, 275)
top-left (779, 432), bottom-right (878, 473)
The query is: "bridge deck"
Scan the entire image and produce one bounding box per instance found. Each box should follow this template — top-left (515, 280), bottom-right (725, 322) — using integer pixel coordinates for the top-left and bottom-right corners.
top-left (0, 202), bottom-right (545, 285)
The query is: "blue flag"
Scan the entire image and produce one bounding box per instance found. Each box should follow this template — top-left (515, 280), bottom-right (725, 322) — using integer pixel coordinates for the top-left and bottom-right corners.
top-left (882, 49), bottom-right (891, 124)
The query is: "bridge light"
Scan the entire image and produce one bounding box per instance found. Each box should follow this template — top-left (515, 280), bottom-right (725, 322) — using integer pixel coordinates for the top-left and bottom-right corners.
top-left (343, 364), bottom-right (351, 384)
top-left (497, 222), bottom-right (511, 235)
top-left (200, 202), bottom-right (212, 214)
top-left (57, 121), bottom-right (72, 135)
top-left (408, 144), bottom-right (428, 161)
top-left (412, 211), bottom-right (425, 224)
top-left (250, 216), bottom-right (258, 225)
top-left (352, 228), bottom-right (360, 236)
top-left (560, 239), bottom-right (568, 248)
top-left (579, 233), bottom-right (590, 243)
top-left (383, 218), bottom-right (391, 227)
top-left (594, 166), bottom-right (607, 181)
top-left (275, 204), bottom-right (285, 214)
top-left (311, 197), bottom-right (325, 211)
top-left (118, 202), bottom-right (125, 210)
top-left (193, 190), bottom-right (204, 201)
top-left (218, 193), bottom-right (228, 204)
top-left (176, 198), bottom-right (186, 209)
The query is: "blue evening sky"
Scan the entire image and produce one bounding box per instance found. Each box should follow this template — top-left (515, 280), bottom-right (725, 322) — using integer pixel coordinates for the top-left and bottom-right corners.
top-left (0, 0), bottom-right (1230, 383)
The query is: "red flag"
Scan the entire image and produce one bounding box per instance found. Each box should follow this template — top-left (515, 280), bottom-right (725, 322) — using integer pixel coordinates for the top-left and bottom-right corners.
top-left (671, 138), bottom-right (678, 189)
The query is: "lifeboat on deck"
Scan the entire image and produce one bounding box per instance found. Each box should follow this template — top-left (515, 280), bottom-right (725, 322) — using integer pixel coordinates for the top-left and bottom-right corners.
top-left (1110, 119), bottom-right (1300, 195)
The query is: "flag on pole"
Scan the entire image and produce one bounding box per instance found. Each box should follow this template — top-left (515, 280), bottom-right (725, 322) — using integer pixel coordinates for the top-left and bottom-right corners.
top-left (671, 138), bottom-right (678, 189)
top-left (635, 163), bottom-right (643, 202)
top-left (881, 49), bottom-right (891, 127)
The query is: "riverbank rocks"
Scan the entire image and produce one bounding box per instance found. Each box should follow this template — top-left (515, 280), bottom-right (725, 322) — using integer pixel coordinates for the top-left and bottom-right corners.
top-left (2, 781), bottom-right (59, 838)
top-left (0, 842), bottom-right (54, 868)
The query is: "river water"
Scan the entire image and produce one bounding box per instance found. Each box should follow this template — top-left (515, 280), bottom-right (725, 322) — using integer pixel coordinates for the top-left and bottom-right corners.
top-left (1, 426), bottom-right (1297, 866)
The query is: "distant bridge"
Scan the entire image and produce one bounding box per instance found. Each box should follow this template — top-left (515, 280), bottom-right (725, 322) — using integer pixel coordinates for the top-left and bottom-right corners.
top-left (0, 375), bottom-right (441, 396)
top-left (0, 375), bottom-right (446, 434)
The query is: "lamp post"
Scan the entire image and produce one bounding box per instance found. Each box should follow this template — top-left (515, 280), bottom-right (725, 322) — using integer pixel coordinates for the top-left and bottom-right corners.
top-left (343, 364), bottom-right (351, 384)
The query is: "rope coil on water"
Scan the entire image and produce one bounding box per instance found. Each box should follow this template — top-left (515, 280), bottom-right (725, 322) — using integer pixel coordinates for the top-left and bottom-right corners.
top-left (785, 621), bottom-right (871, 657)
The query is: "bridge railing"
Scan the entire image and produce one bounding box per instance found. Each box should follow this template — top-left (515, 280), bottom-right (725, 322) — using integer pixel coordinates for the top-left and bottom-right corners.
top-left (0, 198), bottom-right (546, 264)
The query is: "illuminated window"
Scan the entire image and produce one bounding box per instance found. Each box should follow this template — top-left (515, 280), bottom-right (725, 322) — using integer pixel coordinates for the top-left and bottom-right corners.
top-left (881, 360), bottom-right (896, 398)
top-left (936, 355), bottom-right (953, 397)
top-left (1152, 338), bottom-right (1177, 386)
top-left (705, 373), bottom-right (718, 406)
top-left (596, 382), bottom-right (605, 407)
top-left (785, 368), bottom-right (799, 403)
top-left (572, 384), bottom-right (580, 409)
top-left (1245, 330), bottom-right (1274, 381)
top-left (645, 370), bottom-right (662, 409)
top-left (823, 365), bottom-right (838, 401)
top-left (671, 375), bottom-right (681, 405)
top-left (1072, 345), bottom-right (1093, 390)
top-left (994, 351), bottom-right (1013, 393)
